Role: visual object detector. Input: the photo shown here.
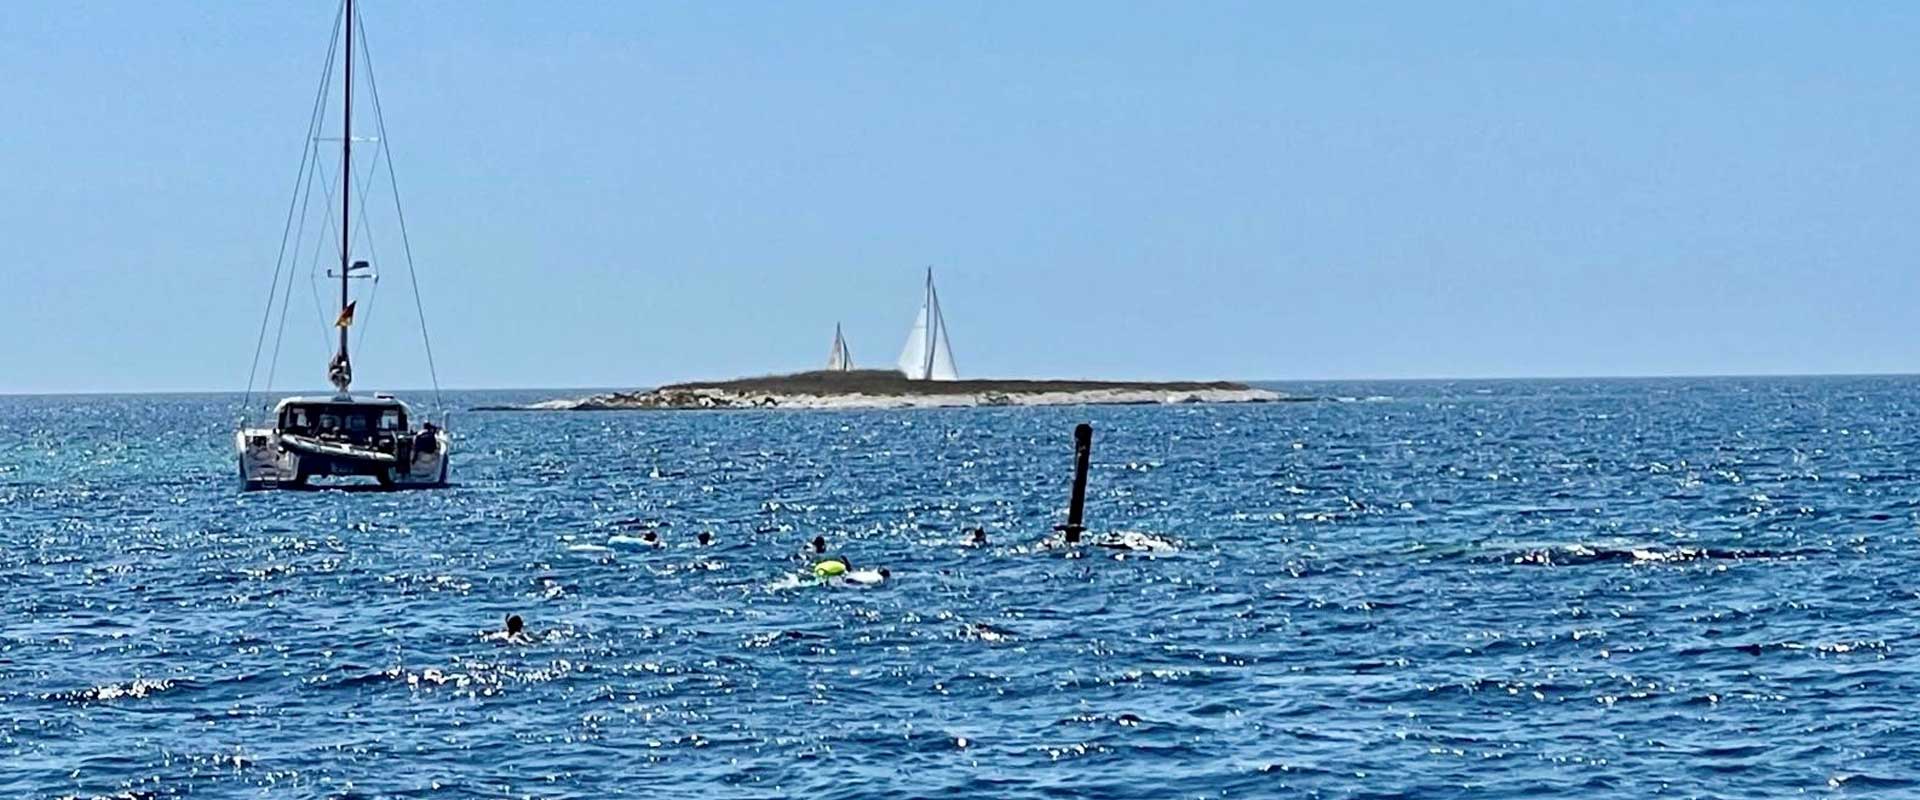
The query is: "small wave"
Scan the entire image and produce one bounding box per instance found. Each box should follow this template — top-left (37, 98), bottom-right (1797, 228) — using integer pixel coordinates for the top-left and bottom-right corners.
top-left (741, 630), bottom-right (826, 649)
top-left (1095, 530), bottom-right (1178, 553)
top-left (393, 657), bottom-right (588, 696)
top-left (763, 573), bottom-right (821, 592)
top-left (1487, 543), bottom-right (1819, 566)
top-left (1828, 773), bottom-right (1919, 791)
top-left (312, 666), bottom-right (406, 690)
top-left (649, 559), bottom-right (728, 575)
top-left (957, 622), bottom-right (1017, 643)
top-left (1058, 711), bottom-right (1148, 728)
top-left (1021, 530), bottom-right (1178, 555)
top-left (42, 678), bottom-right (182, 704)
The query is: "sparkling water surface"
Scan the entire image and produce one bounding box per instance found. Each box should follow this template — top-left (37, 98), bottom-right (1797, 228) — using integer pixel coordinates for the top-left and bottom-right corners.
top-left (4, 377), bottom-right (1919, 797)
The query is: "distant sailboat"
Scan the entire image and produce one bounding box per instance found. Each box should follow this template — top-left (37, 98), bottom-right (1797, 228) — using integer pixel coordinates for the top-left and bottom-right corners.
top-left (826, 323), bottom-right (853, 371)
top-left (897, 268), bottom-right (958, 381)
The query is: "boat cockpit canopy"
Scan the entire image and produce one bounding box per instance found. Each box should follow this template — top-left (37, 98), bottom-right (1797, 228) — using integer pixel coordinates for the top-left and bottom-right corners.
top-left (276, 399), bottom-right (409, 442)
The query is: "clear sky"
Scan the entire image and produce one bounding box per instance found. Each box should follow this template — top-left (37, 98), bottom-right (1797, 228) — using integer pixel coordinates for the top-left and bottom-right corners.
top-left (5, 2), bottom-right (1919, 393)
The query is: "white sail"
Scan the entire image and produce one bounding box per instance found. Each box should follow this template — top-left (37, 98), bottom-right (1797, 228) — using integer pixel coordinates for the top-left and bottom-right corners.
top-left (827, 323), bottom-right (852, 371)
top-left (898, 268), bottom-right (959, 381)
top-left (897, 305), bottom-right (929, 377)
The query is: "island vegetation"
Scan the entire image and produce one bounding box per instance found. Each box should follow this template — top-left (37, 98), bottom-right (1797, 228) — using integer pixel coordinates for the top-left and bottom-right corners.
top-left (480, 370), bottom-right (1296, 411)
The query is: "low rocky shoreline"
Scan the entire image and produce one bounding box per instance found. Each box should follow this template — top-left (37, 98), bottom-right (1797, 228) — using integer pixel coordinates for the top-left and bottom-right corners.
top-left (477, 370), bottom-right (1299, 411)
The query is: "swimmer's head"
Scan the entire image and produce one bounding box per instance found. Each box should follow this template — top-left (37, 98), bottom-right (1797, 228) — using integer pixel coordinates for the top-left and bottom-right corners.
top-left (698, 531), bottom-right (713, 546)
top-left (970, 527), bottom-right (987, 545)
top-left (879, 568), bottom-right (891, 579)
top-left (505, 614), bottom-right (524, 635)
top-left (642, 530), bottom-right (659, 544)
top-left (811, 535), bottom-right (826, 553)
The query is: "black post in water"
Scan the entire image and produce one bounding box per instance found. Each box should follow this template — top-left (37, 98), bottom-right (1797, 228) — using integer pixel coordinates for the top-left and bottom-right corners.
top-left (1061, 423), bottom-right (1093, 543)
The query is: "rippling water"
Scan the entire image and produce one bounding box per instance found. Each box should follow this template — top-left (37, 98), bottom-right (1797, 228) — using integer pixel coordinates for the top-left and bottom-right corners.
top-left (5, 377), bottom-right (1920, 797)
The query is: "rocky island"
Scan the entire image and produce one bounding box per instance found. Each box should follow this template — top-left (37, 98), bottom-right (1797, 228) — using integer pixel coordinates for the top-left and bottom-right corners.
top-left (481, 370), bottom-right (1294, 411)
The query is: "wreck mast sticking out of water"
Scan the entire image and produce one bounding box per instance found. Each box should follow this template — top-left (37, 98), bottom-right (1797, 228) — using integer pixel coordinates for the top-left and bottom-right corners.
top-left (897, 267), bottom-right (958, 381)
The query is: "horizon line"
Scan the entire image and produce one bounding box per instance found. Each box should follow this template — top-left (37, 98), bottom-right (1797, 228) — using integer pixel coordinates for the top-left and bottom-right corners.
top-left (5, 369), bottom-right (1919, 398)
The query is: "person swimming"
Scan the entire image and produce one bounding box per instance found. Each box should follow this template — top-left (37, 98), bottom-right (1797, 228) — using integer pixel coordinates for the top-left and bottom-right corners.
top-left (844, 566), bottom-right (890, 586)
top-left (810, 535), bottom-right (827, 554)
top-left (642, 530), bottom-right (660, 546)
top-left (813, 554), bottom-right (850, 578)
top-left (698, 531), bottom-right (713, 547)
top-left (486, 613), bottom-right (533, 644)
top-left (809, 552), bottom-right (888, 586)
top-left (969, 527), bottom-right (987, 547)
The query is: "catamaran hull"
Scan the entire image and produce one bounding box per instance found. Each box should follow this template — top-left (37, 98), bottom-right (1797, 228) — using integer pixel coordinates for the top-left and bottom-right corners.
top-left (236, 429), bottom-right (450, 490)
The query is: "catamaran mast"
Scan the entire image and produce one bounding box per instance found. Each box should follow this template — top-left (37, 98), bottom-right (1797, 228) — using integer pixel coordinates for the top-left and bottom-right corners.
top-left (337, 0), bottom-right (354, 387)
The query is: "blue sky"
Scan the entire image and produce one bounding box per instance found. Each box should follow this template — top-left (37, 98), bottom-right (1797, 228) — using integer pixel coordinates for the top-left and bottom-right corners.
top-left (4, 2), bottom-right (1918, 393)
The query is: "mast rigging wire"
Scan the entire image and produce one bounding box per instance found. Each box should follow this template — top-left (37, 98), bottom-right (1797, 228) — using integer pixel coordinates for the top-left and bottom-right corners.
top-left (244, 1), bottom-right (342, 422)
top-left (355, 1), bottom-right (446, 416)
top-left (250, 0), bottom-right (445, 417)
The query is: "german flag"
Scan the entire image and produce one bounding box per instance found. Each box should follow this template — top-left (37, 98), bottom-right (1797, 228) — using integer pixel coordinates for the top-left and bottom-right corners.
top-left (335, 301), bottom-right (357, 328)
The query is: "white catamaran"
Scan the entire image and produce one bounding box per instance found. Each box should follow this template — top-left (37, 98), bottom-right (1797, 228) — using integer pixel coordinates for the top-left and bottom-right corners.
top-left (236, 0), bottom-right (450, 490)
top-left (897, 268), bottom-right (959, 381)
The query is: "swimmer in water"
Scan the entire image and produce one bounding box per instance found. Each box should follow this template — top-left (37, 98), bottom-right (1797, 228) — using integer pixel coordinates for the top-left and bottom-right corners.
top-left (488, 613), bottom-right (533, 643)
top-left (698, 531), bottom-right (713, 547)
top-left (813, 554), bottom-right (850, 578)
top-left (642, 530), bottom-right (660, 546)
top-left (810, 535), bottom-right (827, 554)
top-left (969, 527), bottom-right (987, 547)
top-left (845, 566), bottom-right (891, 586)
top-left (814, 555), bottom-right (888, 586)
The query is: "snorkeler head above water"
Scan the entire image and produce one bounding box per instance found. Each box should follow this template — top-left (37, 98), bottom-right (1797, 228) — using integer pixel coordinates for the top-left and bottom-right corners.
top-left (811, 535), bottom-right (827, 553)
top-left (698, 531), bottom-right (713, 546)
top-left (505, 614), bottom-right (524, 635)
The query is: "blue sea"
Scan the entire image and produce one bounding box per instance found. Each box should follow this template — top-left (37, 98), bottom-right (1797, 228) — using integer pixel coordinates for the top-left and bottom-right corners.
top-left (4, 377), bottom-right (1919, 798)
